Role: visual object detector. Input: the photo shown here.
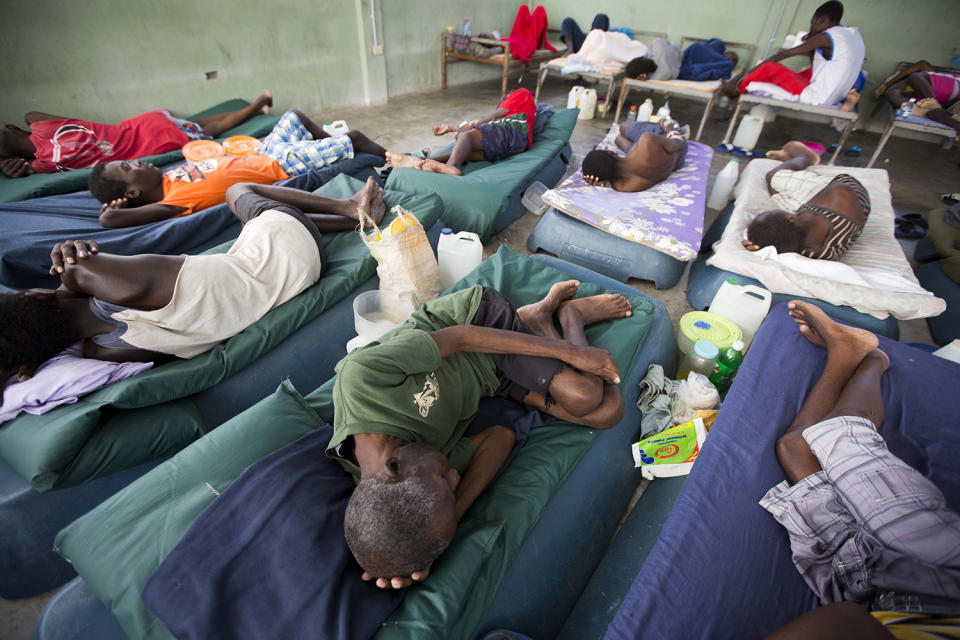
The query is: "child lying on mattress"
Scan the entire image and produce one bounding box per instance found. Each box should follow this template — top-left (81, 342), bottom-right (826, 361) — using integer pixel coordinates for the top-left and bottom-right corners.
top-left (762, 302), bottom-right (960, 638)
top-left (384, 89), bottom-right (554, 176)
top-left (330, 281), bottom-right (631, 589)
top-left (89, 109), bottom-right (390, 228)
top-left (743, 141), bottom-right (870, 260)
top-left (0, 178), bottom-right (385, 395)
top-left (580, 116), bottom-right (690, 192)
top-left (0, 92), bottom-right (273, 178)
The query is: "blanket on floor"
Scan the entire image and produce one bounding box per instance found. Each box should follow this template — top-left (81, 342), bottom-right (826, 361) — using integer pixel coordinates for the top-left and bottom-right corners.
top-left (542, 125), bottom-right (711, 260)
top-left (706, 159), bottom-right (945, 319)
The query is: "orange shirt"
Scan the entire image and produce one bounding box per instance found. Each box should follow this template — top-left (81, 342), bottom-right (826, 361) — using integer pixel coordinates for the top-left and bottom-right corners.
top-left (159, 154), bottom-right (289, 216)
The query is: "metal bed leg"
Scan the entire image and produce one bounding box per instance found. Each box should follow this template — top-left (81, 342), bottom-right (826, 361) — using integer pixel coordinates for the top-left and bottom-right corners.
top-left (696, 93), bottom-right (716, 141)
top-left (829, 116), bottom-right (857, 165)
top-left (866, 121), bottom-right (896, 168)
top-left (534, 64), bottom-right (550, 102)
top-left (614, 81), bottom-right (631, 124)
top-left (603, 77), bottom-right (617, 119)
top-left (722, 98), bottom-right (744, 144)
top-left (440, 32), bottom-right (448, 90)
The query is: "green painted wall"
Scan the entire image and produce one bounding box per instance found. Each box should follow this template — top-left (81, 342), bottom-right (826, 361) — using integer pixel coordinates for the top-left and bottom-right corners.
top-left (2, 0), bottom-right (956, 127)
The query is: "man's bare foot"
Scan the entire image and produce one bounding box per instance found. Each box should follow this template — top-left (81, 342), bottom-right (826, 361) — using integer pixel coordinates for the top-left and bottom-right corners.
top-left (518, 280), bottom-right (581, 339)
top-left (349, 176), bottom-right (386, 226)
top-left (720, 78), bottom-right (740, 99)
top-left (422, 158), bottom-right (461, 176)
top-left (840, 88), bottom-right (860, 113)
top-left (255, 91), bottom-right (273, 115)
top-left (559, 294), bottom-right (633, 326)
top-left (385, 151), bottom-right (424, 169)
top-left (866, 348), bottom-right (890, 373)
top-left (788, 301), bottom-right (877, 361)
top-left (766, 141), bottom-right (820, 165)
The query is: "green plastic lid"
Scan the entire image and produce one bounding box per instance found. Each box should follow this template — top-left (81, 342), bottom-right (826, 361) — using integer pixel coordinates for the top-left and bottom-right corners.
top-left (679, 311), bottom-right (743, 351)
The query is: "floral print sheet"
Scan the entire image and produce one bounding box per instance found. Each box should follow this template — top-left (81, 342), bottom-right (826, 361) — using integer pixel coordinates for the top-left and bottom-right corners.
top-left (542, 126), bottom-right (712, 261)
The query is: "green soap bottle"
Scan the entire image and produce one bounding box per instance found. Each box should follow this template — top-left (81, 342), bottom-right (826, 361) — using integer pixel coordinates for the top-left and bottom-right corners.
top-left (709, 339), bottom-right (745, 392)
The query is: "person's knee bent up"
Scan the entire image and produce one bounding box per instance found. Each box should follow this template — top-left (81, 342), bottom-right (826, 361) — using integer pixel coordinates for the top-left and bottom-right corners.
top-left (774, 431), bottom-right (811, 468)
top-left (583, 383), bottom-right (624, 430)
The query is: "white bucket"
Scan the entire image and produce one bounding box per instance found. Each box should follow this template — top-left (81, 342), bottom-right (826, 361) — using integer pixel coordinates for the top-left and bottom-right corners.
top-left (707, 278), bottom-right (773, 350)
top-left (437, 228), bottom-right (483, 290)
top-left (732, 113), bottom-right (764, 151)
top-left (577, 89), bottom-right (597, 121)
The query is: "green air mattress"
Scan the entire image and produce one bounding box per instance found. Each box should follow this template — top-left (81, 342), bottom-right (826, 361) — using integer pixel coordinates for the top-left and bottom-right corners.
top-left (0, 99), bottom-right (281, 203)
top-left (54, 247), bottom-right (663, 640)
top-left (0, 174), bottom-right (443, 491)
top-left (385, 109), bottom-right (578, 241)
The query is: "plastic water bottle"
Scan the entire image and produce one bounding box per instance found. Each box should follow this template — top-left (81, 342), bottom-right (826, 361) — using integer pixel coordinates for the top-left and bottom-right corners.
top-left (636, 98), bottom-right (654, 123)
top-left (677, 340), bottom-right (719, 381)
top-left (462, 18), bottom-right (471, 36)
top-left (627, 105), bottom-right (638, 122)
top-left (437, 228), bottom-right (482, 290)
top-left (708, 340), bottom-right (745, 392)
top-left (897, 98), bottom-right (916, 119)
top-left (656, 101), bottom-right (671, 121)
top-left (707, 159), bottom-right (739, 210)
top-left (567, 86), bottom-right (586, 109)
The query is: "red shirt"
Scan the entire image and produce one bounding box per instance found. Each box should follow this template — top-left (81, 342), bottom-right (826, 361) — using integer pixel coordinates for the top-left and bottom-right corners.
top-left (29, 110), bottom-right (188, 173)
top-left (498, 89), bottom-right (537, 149)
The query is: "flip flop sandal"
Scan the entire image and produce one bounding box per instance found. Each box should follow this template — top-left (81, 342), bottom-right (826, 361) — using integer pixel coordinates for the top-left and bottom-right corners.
top-left (940, 192), bottom-right (960, 205)
top-left (844, 145), bottom-right (862, 157)
top-left (901, 212), bottom-right (929, 229)
top-left (894, 218), bottom-right (926, 239)
top-left (827, 143), bottom-right (839, 153)
top-left (716, 142), bottom-right (736, 153)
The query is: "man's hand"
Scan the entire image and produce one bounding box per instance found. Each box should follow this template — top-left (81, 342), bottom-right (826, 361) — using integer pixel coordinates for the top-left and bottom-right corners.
top-left (583, 174), bottom-right (606, 187)
top-left (49, 240), bottom-right (100, 275)
top-left (568, 345), bottom-right (620, 384)
top-left (742, 239), bottom-right (761, 252)
top-left (100, 197), bottom-right (128, 216)
top-left (361, 562), bottom-right (432, 589)
top-left (0, 157), bottom-right (34, 178)
top-left (433, 124), bottom-right (456, 135)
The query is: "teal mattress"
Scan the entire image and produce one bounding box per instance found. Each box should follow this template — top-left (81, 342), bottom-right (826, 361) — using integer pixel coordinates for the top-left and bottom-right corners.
top-left (0, 99), bottom-right (280, 203)
top-left (385, 109), bottom-right (578, 241)
top-left (0, 174), bottom-right (443, 490)
top-left (54, 247), bottom-right (673, 640)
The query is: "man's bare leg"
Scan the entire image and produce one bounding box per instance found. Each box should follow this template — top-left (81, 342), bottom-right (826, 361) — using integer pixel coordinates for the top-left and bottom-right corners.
top-left (774, 301), bottom-right (880, 484)
top-left (765, 602), bottom-right (894, 640)
top-left (346, 130), bottom-right (389, 159)
top-left (193, 91), bottom-right (273, 137)
top-left (765, 140), bottom-right (821, 165)
top-left (385, 151), bottom-right (462, 176)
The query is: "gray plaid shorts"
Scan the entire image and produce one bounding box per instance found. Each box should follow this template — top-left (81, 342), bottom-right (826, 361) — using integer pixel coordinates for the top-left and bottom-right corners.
top-left (760, 415), bottom-right (960, 615)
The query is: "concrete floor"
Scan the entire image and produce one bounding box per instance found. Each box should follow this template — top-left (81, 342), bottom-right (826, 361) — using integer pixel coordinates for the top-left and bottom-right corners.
top-left (3, 75), bottom-right (957, 639)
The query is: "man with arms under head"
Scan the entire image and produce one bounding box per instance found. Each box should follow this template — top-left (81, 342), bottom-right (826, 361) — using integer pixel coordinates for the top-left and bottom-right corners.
top-left (89, 109), bottom-right (389, 228)
top-left (0, 92), bottom-right (273, 178)
top-left (0, 177), bottom-right (385, 389)
top-left (720, 1), bottom-right (864, 109)
top-left (761, 301), bottom-right (960, 639)
top-left (580, 116), bottom-right (690, 192)
top-left (330, 281), bottom-right (632, 588)
top-left (744, 140), bottom-right (869, 260)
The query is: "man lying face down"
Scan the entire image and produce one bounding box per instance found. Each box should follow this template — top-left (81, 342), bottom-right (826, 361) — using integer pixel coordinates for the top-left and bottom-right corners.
top-left (88, 109), bottom-right (390, 228)
top-left (580, 115), bottom-right (691, 192)
top-left (0, 178), bottom-right (385, 392)
top-left (330, 282), bottom-right (633, 588)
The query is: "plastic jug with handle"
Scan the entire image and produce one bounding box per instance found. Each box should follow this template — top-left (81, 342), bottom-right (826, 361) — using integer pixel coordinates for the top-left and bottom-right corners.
top-left (323, 120), bottom-right (350, 137)
top-left (567, 86), bottom-right (586, 109)
top-left (732, 113), bottom-right (764, 151)
top-left (577, 89), bottom-right (598, 120)
top-left (706, 159), bottom-right (739, 210)
top-left (437, 228), bottom-right (483, 290)
top-left (707, 277), bottom-right (772, 350)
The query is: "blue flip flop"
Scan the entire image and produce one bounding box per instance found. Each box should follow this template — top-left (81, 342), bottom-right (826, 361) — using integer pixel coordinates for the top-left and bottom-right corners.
top-left (844, 145), bottom-right (862, 157)
top-left (716, 143), bottom-right (735, 154)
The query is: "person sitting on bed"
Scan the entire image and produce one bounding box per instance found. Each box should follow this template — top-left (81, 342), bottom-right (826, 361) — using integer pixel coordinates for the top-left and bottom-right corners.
top-left (330, 281), bottom-right (631, 589)
top-left (761, 301), bottom-right (960, 639)
top-left (0, 177), bottom-right (386, 390)
top-left (743, 141), bottom-right (870, 261)
top-left (383, 89), bottom-right (551, 176)
top-left (580, 116), bottom-right (690, 192)
top-left (88, 110), bottom-right (390, 228)
top-left (0, 92), bottom-right (273, 179)
top-left (719, 1), bottom-right (864, 109)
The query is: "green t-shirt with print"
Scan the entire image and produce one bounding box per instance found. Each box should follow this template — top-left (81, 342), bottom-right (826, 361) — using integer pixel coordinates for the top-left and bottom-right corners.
top-left (327, 286), bottom-right (502, 482)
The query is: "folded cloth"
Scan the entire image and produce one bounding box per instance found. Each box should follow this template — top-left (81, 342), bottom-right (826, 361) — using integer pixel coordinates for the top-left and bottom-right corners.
top-left (561, 56), bottom-right (603, 75)
top-left (0, 343), bottom-right (152, 423)
top-left (636, 363), bottom-right (674, 438)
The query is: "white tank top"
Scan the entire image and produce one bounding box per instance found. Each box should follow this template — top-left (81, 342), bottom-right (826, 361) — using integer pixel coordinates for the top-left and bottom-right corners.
top-left (109, 210), bottom-right (322, 359)
top-left (799, 25), bottom-right (865, 107)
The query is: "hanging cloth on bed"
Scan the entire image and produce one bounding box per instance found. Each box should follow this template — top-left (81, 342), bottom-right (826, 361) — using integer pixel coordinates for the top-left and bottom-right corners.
top-left (503, 4), bottom-right (557, 63)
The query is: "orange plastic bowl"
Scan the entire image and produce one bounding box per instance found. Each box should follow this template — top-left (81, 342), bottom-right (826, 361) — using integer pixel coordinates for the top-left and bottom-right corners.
top-left (182, 139), bottom-right (225, 163)
top-left (223, 135), bottom-right (260, 156)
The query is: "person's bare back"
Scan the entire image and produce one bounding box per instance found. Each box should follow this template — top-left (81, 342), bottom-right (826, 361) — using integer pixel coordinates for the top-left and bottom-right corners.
top-left (614, 133), bottom-right (685, 192)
